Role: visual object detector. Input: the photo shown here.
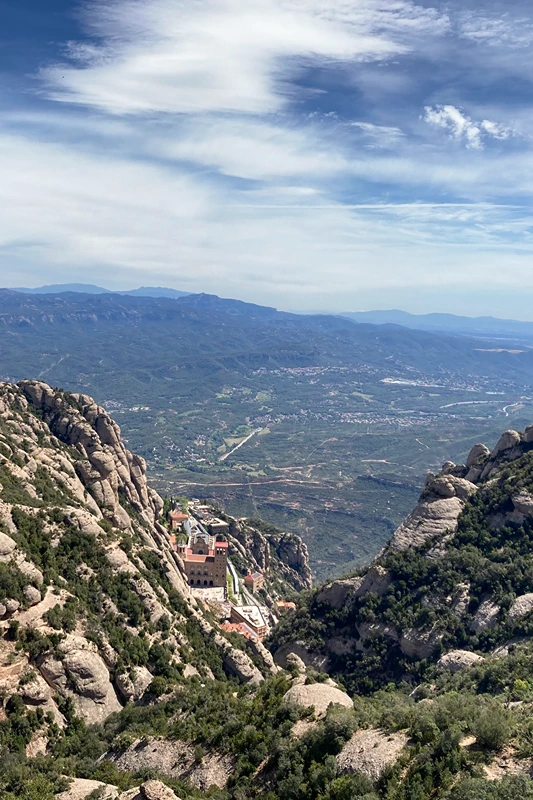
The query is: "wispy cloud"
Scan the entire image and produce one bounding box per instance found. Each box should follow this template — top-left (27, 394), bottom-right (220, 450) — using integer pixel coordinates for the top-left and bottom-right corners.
top-left (458, 11), bottom-right (533, 49)
top-left (42, 0), bottom-right (448, 116)
top-left (350, 122), bottom-right (405, 149)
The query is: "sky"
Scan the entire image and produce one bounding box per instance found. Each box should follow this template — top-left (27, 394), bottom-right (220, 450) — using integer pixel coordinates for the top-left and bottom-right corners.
top-left (2, 0), bottom-right (533, 316)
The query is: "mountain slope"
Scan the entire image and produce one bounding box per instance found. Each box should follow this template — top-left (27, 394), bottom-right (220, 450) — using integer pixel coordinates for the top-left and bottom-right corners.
top-left (6, 387), bottom-right (533, 798)
top-left (271, 421), bottom-right (533, 693)
top-left (0, 380), bottom-right (311, 727)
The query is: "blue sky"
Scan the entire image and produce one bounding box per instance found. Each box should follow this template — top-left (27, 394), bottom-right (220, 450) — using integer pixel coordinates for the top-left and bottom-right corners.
top-left (2, 0), bottom-right (533, 316)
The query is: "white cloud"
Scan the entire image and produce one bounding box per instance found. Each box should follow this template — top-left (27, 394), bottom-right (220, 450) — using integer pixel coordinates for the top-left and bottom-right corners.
top-left (155, 117), bottom-right (348, 180)
top-left (350, 121), bottom-right (405, 148)
top-left (42, 0), bottom-right (448, 116)
top-left (459, 12), bottom-right (533, 49)
top-left (423, 105), bottom-right (515, 149)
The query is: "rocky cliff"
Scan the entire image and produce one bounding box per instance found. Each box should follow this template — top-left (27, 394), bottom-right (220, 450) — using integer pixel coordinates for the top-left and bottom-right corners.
top-left (271, 423), bottom-right (533, 692)
top-left (0, 380), bottom-right (281, 729)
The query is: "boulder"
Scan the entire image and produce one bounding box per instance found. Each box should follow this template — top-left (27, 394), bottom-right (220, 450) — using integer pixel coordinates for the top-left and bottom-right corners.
top-left (491, 430), bottom-right (521, 458)
top-left (512, 493), bottom-right (533, 516)
top-left (0, 603), bottom-right (6, 618)
top-left (471, 599), bottom-right (500, 633)
top-left (273, 642), bottom-right (330, 672)
top-left (116, 666), bottom-right (154, 702)
top-left (23, 585), bottom-right (42, 606)
top-left (508, 593), bottom-right (533, 621)
top-left (283, 683), bottom-right (352, 715)
top-left (388, 496), bottom-right (465, 553)
top-left (4, 598), bottom-right (20, 614)
top-left (286, 653), bottom-right (306, 673)
top-left (0, 531), bottom-right (17, 556)
top-left (141, 780), bottom-right (181, 800)
top-left (466, 443), bottom-right (490, 468)
top-left (437, 650), bottom-right (485, 673)
top-left (337, 729), bottom-right (409, 783)
top-left (400, 627), bottom-right (443, 660)
top-left (524, 424), bottom-right (533, 444)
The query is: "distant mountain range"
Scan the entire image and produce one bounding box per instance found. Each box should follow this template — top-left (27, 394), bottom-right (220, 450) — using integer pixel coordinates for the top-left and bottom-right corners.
top-left (340, 309), bottom-right (533, 341)
top-left (10, 283), bottom-right (190, 299)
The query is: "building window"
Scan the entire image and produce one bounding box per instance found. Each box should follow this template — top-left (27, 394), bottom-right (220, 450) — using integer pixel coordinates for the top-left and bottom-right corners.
top-left (204, 580), bottom-right (208, 586)
top-left (209, 581), bottom-right (213, 587)
top-left (197, 579), bottom-right (201, 585)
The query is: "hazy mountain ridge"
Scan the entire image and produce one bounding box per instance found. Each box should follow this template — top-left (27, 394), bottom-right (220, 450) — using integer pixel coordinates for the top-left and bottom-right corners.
top-left (10, 284), bottom-right (191, 299)
top-left (341, 308), bottom-right (533, 341)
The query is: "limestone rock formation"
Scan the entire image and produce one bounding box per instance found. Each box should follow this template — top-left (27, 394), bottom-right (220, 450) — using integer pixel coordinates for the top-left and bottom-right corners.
top-left (437, 650), bottom-right (485, 673)
top-left (508, 594), bottom-right (533, 621)
top-left (227, 517), bottom-right (312, 592)
top-left (471, 599), bottom-right (500, 633)
top-left (317, 566), bottom-right (391, 610)
top-left (282, 682), bottom-right (353, 715)
top-left (337, 729), bottom-right (409, 783)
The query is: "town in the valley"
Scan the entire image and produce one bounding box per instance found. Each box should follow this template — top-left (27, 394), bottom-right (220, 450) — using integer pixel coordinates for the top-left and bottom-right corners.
top-left (168, 500), bottom-right (295, 642)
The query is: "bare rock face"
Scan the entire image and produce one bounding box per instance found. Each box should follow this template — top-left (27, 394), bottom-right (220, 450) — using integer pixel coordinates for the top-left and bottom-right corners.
top-left (283, 683), bottom-right (353, 715)
top-left (141, 781), bottom-right (181, 800)
top-left (228, 518), bottom-right (312, 592)
top-left (116, 666), bottom-right (154, 702)
top-left (337, 729), bottom-right (409, 783)
top-left (451, 583), bottom-right (470, 617)
top-left (106, 738), bottom-right (234, 791)
top-left (274, 642), bottom-right (330, 672)
top-left (20, 380), bottom-right (163, 528)
top-left (317, 567), bottom-right (391, 610)
top-left (471, 599), bottom-right (500, 633)
top-left (491, 430), bottom-right (522, 458)
top-left (317, 577), bottom-right (363, 610)
top-left (387, 495), bottom-right (465, 553)
top-left (466, 443), bottom-right (491, 469)
top-left (40, 635), bottom-right (122, 724)
top-left (508, 594), bottom-right (533, 621)
top-left (512, 493), bottom-right (533, 517)
top-left (0, 531), bottom-right (17, 556)
top-left (437, 650), bottom-right (485, 673)
top-left (58, 778), bottom-right (119, 800)
top-left (400, 627), bottom-right (443, 660)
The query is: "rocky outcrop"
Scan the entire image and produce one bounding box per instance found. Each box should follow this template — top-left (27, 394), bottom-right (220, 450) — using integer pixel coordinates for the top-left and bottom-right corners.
top-left (512, 492), bottom-right (533, 516)
top-left (471, 599), bottom-right (500, 633)
top-left (388, 495), bottom-right (465, 553)
top-left (116, 666), bottom-right (154, 702)
top-left (337, 729), bottom-right (409, 783)
top-left (106, 738), bottom-right (234, 791)
top-left (227, 517), bottom-right (312, 592)
top-left (282, 682), bottom-right (353, 715)
top-left (20, 380), bottom-right (162, 529)
top-left (437, 650), bottom-right (485, 673)
top-left (273, 642), bottom-right (330, 672)
top-left (508, 594), bottom-right (533, 621)
top-left (317, 566), bottom-right (391, 610)
top-left (39, 635), bottom-right (122, 725)
top-left (400, 627), bottom-right (443, 660)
